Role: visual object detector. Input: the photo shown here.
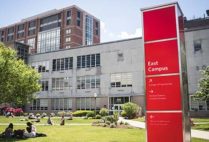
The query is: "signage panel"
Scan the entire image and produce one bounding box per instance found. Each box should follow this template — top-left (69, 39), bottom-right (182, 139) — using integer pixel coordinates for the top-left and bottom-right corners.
top-left (143, 6), bottom-right (177, 42)
top-left (146, 75), bottom-right (182, 110)
top-left (145, 40), bottom-right (179, 75)
top-left (147, 112), bottom-right (183, 142)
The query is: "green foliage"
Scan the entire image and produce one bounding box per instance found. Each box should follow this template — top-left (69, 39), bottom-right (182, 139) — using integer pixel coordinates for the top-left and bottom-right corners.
top-left (86, 111), bottom-right (95, 118)
top-left (36, 113), bottom-right (40, 117)
top-left (0, 43), bottom-right (41, 106)
top-left (121, 111), bottom-right (127, 117)
top-left (72, 110), bottom-right (94, 117)
top-left (122, 102), bottom-right (140, 119)
top-left (195, 66), bottom-right (209, 101)
top-left (95, 115), bottom-right (101, 119)
top-left (109, 123), bottom-right (116, 128)
top-left (99, 108), bottom-right (108, 116)
top-left (57, 111), bottom-right (66, 117)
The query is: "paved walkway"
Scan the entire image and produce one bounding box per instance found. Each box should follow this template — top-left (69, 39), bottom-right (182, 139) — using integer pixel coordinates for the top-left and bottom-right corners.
top-left (118, 117), bottom-right (209, 140)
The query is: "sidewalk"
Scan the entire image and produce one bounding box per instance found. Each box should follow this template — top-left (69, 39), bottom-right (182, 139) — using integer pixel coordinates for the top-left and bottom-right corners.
top-left (118, 117), bottom-right (209, 140)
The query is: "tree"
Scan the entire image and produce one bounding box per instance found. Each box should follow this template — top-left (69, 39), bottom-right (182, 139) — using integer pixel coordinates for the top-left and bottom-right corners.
top-left (195, 66), bottom-right (209, 101)
top-left (0, 42), bottom-right (41, 107)
top-left (122, 102), bottom-right (140, 119)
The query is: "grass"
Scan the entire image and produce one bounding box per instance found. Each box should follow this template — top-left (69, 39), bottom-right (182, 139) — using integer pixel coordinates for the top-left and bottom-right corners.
top-left (0, 116), bottom-right (95, 125)
top-left (0, 116), bottom-right (208, 142)
top-left (0, 125), bottom-right (145, 142)
top-left (192, 118), bottom-right (209, 131)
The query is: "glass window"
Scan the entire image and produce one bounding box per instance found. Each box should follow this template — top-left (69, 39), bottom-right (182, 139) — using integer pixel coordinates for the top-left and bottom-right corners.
top-left (31, 61), bottom-right (49, 72)
top-left (111, 73), bottom-right (132, 88)
top-left (194, 40), bottom-right (202, 52)
top-left (52, 78), bottom-right (71, 91)
top-left (77, 56), bottom-right (81, 69)
top-left (66, 37), bottom-right (71, 42)
top-left (82, 56), bottom-right (86, 68)
top-left (77, 75), bottom-right (100, 90)
top-left (27, 38), bottom-right (35, 49)
top-left (37, 28), bottom-right (60, 53)
top-left (52, 57), bottom-right (73, 71)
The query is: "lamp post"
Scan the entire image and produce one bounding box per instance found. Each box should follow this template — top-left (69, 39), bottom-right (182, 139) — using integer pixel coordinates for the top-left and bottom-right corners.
top-left (94, 93), bottom-right (97, 115)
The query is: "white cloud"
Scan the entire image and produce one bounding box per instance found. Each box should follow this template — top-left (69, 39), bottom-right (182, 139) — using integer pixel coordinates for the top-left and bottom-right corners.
top-left (100, 21), bottom-right (107, 33)
top-left (118, 28), bottom-right (142, 39)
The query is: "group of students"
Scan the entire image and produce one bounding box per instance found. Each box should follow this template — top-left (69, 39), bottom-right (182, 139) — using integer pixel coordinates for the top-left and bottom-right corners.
top-left (1, 122), bottom-right (38, 139)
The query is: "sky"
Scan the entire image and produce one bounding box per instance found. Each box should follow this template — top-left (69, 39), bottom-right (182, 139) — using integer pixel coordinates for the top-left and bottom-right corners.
top-left (0, 0), bottom-right (208, 42)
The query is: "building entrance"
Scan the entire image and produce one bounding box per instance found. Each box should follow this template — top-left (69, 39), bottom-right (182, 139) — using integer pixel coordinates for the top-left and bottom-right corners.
top-left (109, 97), bottom-right (130, 114)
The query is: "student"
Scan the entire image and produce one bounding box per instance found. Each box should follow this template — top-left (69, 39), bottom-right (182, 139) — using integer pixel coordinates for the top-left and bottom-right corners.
top-left (47, 115), bottom-right (53, 125)
top-left (23, 122), bottom-right (36, 138)
top-left (60, 115), bottom-right (65, 126)
top-left (3, 123), bottom-right (14, 138)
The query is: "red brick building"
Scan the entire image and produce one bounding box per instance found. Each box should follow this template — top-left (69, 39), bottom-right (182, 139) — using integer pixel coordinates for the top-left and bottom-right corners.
top-left (0, 5), bottom-right (100, 54)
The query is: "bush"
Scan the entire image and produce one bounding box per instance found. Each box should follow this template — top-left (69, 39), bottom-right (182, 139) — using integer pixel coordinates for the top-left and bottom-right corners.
top-left (122, 102), bottom-right (140, 119)
top-left (86, 111), bottom-right (95, 118)
top-left (5, 107), bottom-right (24, 116)
top-left (110, 123), bottom-right (116, 128)
top-left (95, 115), bottom-right (101, 119)
top-left (73, 110), bottom-right (94, 117)
top-left (105, 121), bottom-right (111, 125)
top-left (57, 111), bottom-right (66, 117)
top-left (99, 108), bottom-right (108, 116)
top-left (121, 111), bottom-right (127, 117)
top-left (66, 111), bottom-right (73, 117)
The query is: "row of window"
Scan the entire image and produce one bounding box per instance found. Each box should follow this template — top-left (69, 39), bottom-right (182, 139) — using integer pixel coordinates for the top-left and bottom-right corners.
top-left (38, 72), bottom-right (133, 92)
top-left (77, 76), bottom-right (100, 89)
top-left (52, 57), bottom-right (73, 71)
top-left (77, 54), bottom-right (100, 68)
top-left (31, 53), bottom-right (100, 72)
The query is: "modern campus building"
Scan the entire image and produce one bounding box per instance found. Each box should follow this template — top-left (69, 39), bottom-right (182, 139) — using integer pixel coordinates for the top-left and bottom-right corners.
top-left (0, 5), bottom-right (209, 116)
top-left (0, 5), bottom-right (100, 54)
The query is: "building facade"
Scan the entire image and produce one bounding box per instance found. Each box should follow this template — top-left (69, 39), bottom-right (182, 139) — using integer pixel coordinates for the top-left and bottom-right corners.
top-left (26, 38), bottom-right (144, 113)
top-left (0, 5), bottom-right (100, 54)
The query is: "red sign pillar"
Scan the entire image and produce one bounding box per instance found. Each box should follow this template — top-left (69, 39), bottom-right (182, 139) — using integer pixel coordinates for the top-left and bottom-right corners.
top-left (141, 2), bottom-right (191, 142)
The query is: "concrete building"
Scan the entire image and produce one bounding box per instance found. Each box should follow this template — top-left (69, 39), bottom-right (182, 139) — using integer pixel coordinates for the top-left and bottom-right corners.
top-left (0, 5), bottom-right (100, 54)
top-left (185, 17), bottom-right (209, 116)
top-left (26, 38), bottom-right (144, 113)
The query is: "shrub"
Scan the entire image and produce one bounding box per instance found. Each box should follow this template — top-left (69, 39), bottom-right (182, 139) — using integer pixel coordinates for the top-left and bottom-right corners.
top-left (105, 116), bottom-right (114, 123)
top-left (122, 102), bottom-right (140, 119)
top-left (95, 115), bottom-right (101, 119)
top-left (73, 110), bottom-right (94, 117)
top-left (110, 123), bottom-right (116, 128)
top-left (121, 111), bottom-right (127, 117)
top-left (99, 108), bottom-right (108, 116)
top-left (57, 111), bottom-right (66, 117)
top-left (86, 111), bottom-right (95, 118)
top-left (103, 123), bottom-right (107, 127)
top-left (105, 121), bottom-right (111, 125)
top-left (124, 122), bottom-right (129, 125)
top-left (5, 107), bottom-right (24, 116)
top-left (66, 111), bottom-right (73, 117)
top-left (88, 117), bottom-right (93, 119)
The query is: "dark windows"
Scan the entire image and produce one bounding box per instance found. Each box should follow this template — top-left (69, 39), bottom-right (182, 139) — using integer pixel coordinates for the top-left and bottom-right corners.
top-left (77, 54), bottom-right (100, 68)
top-left (31, 61), bottom-right (49, 73)
top-left (7, 27), bottom-right (14, 41)
top-left (17, 24), bottom-right (25, 38)
top-left (95, 21), bottom-right (99, 36)
top-left (85, 15), bottom-right (93, 45)
top-left (66, 10), bottom-right (71, 25)
top-left (194, 40), bottom-right (202, 52)
top-left (40, 14), bottom-right (61, 31)
top-left (39, 80), bottom-right (49, 91)
top-left (77, 11), bottom-right (81, 26)
top-left (52, 57), bottom-right (73, 71)
top-left (0, 30), bottom-right (5, 42)
top-left (28, 21), bottom-right (36, 36)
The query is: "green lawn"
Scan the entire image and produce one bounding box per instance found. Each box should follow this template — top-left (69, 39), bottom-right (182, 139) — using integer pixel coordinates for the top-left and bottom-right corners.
top-left (0, 116), bottom-right (95, 125)
top-left (192, 118), bottom-right (209, 131)
top-left (0, 116), bottom-right (208, 142)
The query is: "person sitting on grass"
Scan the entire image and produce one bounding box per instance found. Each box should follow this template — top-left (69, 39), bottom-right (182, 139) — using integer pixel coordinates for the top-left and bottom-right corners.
top-left (23, 122), bottom-right (36, 138)
top-left (60, 115), bottom-right (65, 126)
top-left (2, 123), bottom-right (14, 138)
top-left (47, 115), bottom-right (53, 125)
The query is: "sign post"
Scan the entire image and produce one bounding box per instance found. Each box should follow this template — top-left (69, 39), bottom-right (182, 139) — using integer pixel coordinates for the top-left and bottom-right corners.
top-left (141, 2), bottom-right (191, 142)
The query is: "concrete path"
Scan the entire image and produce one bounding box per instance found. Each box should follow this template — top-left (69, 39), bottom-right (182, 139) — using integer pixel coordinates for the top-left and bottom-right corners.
top-left (118, 117), bottom-right (209, 140)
